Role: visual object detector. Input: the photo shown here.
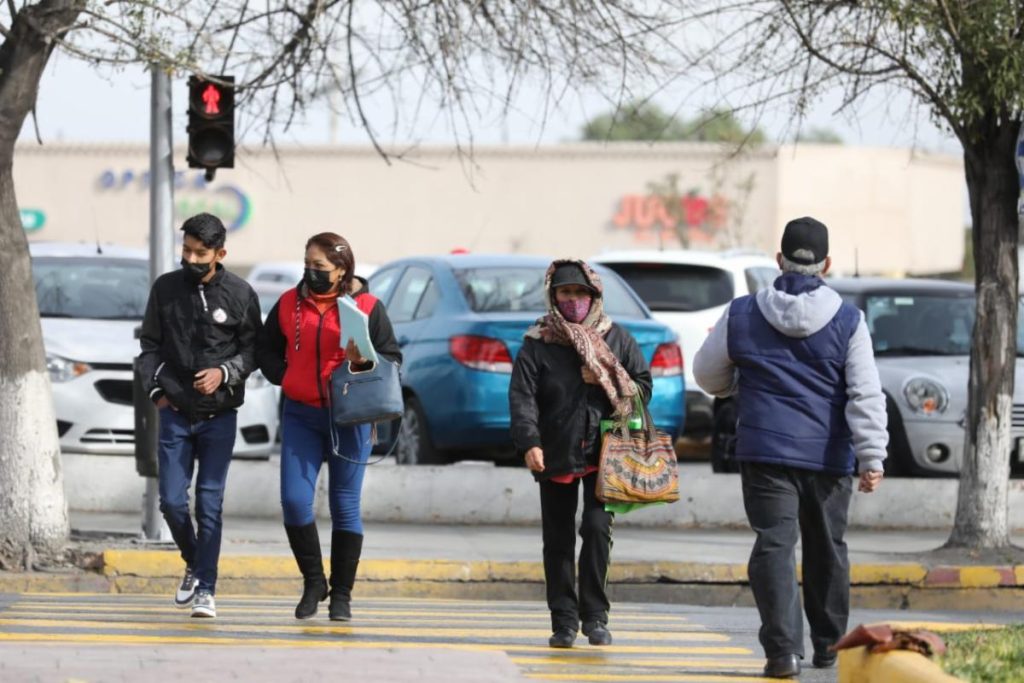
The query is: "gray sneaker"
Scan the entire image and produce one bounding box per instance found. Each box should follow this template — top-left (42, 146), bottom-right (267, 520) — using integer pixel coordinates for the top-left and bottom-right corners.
top-left (191, 590), bottom-right (216, 618)
top-left (174, 568), bottom-right (197, 608)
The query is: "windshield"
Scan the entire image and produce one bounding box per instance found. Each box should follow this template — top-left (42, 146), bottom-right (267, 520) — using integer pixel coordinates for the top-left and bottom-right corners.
top-left (865, 293), bottom-right (1024, 356)
top-left (599, 262), bottom-right (734, 312)
top-left (453, 266), bottom-right (647, 319)
top-left (33, 257), bottom-right (150, 320)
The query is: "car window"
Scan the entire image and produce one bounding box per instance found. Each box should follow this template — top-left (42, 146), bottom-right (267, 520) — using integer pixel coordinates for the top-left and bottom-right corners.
top-left (414, 280), bottom-right (440, 320)
top-left (367, 266), bottom-right (404, 306)
top-left (453, 266), bottom-right (646, 318)
top-left (599, 262), bottom-right (734, 312)
top-left (744, 267), bottom-right (780, 293)
top-left (33, 257), bottom-right (150, 320)
top-left (388, 267), bottom-right (432, 323)
top-left (866, 293), bottom-right (978, 356)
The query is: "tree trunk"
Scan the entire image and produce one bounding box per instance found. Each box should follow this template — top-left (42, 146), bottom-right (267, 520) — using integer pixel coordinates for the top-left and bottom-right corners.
top-left (946, 118), bottom-right (1022, 549)
top-left (0, 1), bottom-right (84, 569)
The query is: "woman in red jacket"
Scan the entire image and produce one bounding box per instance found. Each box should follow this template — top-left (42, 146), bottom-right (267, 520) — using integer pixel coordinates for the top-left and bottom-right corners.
top-left (257, 232), bottom-right (401, 621)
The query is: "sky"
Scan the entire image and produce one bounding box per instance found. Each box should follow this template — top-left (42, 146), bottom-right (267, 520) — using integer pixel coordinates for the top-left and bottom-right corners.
top-left (21, 51), bottom-right (963, 157)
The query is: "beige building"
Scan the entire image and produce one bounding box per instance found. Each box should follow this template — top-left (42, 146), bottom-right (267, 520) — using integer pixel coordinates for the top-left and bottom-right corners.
top-left (14, 142), bottom-right (965, 275)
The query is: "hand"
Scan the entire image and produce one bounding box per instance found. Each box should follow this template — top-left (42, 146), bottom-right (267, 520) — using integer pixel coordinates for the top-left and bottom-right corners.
top-left (525, 447), bottom-right (545, 472)
top-left (859, 470), bottom-right (883, 493)
top-left (581, 367), bottom-right (599, 385)
top-left (193, 368), bottom-right (224, 396)
top-left (155, 396), bottom-right (177, 411)
top-left (346, 339), bottom-right (365, 365)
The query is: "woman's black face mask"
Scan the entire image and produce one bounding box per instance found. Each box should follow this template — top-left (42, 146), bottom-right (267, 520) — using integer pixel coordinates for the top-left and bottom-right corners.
top-left (304, 268), bottom-right (336, 294)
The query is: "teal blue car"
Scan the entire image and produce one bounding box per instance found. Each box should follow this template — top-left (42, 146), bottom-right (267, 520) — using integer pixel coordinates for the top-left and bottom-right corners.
top-left (368, 254), bottom-right (686, 464)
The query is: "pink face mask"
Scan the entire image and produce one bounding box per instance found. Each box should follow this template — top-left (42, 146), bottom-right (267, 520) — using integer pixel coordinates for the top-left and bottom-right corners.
top-left (557, 297), bottom-right (592, 323)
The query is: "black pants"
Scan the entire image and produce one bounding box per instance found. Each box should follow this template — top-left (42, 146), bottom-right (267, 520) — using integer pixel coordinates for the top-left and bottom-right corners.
top-left (539, 471), bottom-right (614, 632)
top-left (740, 462), bottom-right (853, 659)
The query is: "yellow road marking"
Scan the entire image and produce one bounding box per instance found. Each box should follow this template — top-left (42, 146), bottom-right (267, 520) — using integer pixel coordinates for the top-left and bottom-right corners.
top-left (875, 620), bottom-right (1002, 632)
top-left (526, 674), bottom-right (777, 682)
top-left (0, 632), bottom-right (751, 655)
top-left (0, 618), bottom-right (725, 642)
top-left (6, 603), bottom-right (688, 621)
top-left (512, 656), bottom-right (762, 669)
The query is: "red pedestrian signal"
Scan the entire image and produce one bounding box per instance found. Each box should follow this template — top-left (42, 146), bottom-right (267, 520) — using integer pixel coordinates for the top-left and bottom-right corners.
top-left (187, 75), bottom-right (235, 180)
top-left (202, 84), bottom-right (221, 115)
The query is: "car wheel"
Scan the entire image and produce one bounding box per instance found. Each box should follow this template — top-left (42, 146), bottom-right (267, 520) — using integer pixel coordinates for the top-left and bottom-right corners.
top-left (395, 397), bottom-right (444, 465)
top-left (710, 399), bottom-right (739, 474)
top-left (884, 395), bottom-right (925, 477)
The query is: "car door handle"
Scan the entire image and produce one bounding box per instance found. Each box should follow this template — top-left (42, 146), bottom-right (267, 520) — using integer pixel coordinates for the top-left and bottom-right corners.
top-left (397, 336), bottom-right (411, 347)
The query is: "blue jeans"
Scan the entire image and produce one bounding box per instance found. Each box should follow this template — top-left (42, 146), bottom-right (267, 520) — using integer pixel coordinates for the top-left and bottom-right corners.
top-left (280, 398), bottom-right (372, 533)
top-left (157, 407), bottom-right (237, 594)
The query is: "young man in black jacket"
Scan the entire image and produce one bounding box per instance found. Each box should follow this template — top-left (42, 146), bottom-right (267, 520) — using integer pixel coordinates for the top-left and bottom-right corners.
top-left (138, 213), bottom-right (262, 618)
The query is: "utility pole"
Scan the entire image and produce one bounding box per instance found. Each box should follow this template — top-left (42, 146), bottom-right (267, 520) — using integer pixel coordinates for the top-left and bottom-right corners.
top-left (141, 64), bottom-right (176, 542)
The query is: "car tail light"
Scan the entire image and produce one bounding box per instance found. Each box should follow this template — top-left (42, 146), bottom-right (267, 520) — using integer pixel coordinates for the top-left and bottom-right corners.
top-left (651, 342), bottom-right (683, 377)
top-left (450, 335), bottom-right (513, 373)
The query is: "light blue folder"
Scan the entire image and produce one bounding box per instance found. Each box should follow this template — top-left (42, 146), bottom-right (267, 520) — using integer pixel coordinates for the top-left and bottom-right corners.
top-left (337, 295), bottom-right (379, 365)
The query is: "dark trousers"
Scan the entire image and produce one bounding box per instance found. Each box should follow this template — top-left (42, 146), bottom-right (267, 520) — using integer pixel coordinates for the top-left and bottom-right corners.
top-left (157, 407), bottom-right (237, 594)
top-left (740, 461), bottom-right (853, 659)
top-left (539, 471), bottom-right (614, 632)
top-left (279, 399), bottom-right (372, 532)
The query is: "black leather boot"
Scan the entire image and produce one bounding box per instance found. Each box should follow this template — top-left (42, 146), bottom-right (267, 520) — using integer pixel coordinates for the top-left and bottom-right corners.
top-left (285, 524), bottom-right (329, 620)
top-left (329, 530), bottom-right (363, 621)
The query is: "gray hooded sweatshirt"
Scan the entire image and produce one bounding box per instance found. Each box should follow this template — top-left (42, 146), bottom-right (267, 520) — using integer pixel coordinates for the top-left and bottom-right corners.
top-left (693, 281), bottom-right (888, 472)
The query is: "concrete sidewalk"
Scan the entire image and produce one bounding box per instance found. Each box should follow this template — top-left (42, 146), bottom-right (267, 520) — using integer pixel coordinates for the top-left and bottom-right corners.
top-left (4, 511), bottom-right (1023, 613)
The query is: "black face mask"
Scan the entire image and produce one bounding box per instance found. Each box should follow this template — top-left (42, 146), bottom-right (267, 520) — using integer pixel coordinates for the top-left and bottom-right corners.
top-left (304, 268), bottom-right (337, 295)
top-left (181, 258), bottom-right (213, 283)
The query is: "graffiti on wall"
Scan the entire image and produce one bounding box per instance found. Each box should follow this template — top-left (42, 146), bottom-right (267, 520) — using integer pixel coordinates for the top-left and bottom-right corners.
top-left (97, 169), bottom-right (252, 231)
top-left (610, 190), bottom-right (729, 246)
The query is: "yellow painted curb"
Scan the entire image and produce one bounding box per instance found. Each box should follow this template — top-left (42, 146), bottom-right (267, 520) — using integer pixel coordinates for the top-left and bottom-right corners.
top-left (850, 564), bottom-right (928, 585)
top-left (838, 646), bottom-right (962, 682)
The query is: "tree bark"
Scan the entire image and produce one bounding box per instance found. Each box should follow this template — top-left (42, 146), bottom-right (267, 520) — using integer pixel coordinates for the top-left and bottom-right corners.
top-left (0, 1), bottom-right (84, 569)
top-left (946, 118), bottom-right (1022, 549)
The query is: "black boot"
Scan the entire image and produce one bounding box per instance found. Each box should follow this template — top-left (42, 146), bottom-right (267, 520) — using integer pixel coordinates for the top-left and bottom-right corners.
top-left (284, 524), bottom-right (329, 620)
top-left (329, 530), bottom-right (363, 621)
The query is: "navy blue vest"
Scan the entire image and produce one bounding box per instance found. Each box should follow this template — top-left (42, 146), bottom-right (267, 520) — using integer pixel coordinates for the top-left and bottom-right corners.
top-left (727, 283), bottom-right (861, 475)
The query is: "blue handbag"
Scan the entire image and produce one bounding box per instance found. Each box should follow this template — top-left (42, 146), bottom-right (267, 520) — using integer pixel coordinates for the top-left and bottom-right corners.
top-left (328, 358), bottom-right (403, 427)
top-left (327, 358), bottom-right (403, 463)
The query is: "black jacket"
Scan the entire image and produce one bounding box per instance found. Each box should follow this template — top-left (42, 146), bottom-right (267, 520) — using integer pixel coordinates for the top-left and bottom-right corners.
top-left (139, 265), bottom-right (262, 418)
top-left (509, 323), bottom-right (653, 481)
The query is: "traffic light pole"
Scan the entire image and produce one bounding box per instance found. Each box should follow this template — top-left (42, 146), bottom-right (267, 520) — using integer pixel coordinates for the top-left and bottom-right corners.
top-left (142, 65), bottom-right (176, 542)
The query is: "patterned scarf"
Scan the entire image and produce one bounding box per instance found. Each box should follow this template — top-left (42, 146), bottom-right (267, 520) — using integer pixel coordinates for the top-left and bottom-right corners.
top-left (524, 259), bottom-right (638, 418)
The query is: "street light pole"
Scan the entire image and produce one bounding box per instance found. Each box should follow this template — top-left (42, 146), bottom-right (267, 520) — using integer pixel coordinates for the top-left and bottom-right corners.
top-left (142, 64), bottom-right (176, 541)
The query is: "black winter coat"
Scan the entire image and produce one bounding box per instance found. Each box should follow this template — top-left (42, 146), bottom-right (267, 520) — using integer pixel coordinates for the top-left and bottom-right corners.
top-left (139, 265), bottom-right (262, 418)
top-left (508, 323), bottom-right (653, 481)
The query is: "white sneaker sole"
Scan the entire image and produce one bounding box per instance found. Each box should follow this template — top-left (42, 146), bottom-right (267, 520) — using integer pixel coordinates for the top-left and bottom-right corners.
top-left (191, 607), bottom-right (216, 618)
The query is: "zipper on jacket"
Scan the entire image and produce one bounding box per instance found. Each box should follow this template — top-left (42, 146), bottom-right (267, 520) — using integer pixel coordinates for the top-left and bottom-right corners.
top-left (198, 284), bottom-right (209, 312)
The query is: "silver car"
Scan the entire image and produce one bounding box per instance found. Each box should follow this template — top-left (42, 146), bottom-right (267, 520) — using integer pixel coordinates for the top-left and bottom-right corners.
top-left (31, 242), bottom-right (278, 459)
top-left (710, 277), bottom-right (1024, 476)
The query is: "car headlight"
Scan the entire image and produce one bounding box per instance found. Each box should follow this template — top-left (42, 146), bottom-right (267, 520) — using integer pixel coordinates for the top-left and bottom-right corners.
top-left (903, 377), bottom-right (949, 415)
top-left (246, 369), bottom-right (270, 390)
top-left (46, 354), bottom-right (91, 383)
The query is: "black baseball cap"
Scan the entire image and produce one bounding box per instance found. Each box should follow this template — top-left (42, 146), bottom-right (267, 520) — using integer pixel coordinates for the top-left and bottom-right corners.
top-left (781, 217), bottom-right (829, 265)
top-left (550, 263), bottom-right (595, 291)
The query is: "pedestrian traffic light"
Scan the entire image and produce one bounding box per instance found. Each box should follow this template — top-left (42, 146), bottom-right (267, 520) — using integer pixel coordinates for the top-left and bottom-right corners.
top-left (187, 75), bottom-right (235, 181)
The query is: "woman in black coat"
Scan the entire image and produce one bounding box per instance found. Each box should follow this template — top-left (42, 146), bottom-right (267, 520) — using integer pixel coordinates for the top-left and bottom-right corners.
top-left (509, 259), bottom-right (652, 649)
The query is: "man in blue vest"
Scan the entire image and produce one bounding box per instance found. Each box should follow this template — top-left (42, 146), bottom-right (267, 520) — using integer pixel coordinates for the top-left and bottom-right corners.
top-left (693, 216), bottom-right (887, 678)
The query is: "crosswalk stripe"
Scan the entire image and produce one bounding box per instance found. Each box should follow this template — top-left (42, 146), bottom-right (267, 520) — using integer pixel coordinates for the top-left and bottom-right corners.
top-left (6, 610), bottom-right (688, 626)
top-left (511, 657), bottom-right (762, 669)
top-left (0, 617), bottom-right (728, 642)
top-left (525, 674), bottom-right (775, 682)
top-left (0, 632), bottom-right (752, 655)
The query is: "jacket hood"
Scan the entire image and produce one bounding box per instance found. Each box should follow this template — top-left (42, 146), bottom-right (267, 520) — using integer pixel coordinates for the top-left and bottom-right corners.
top-left (754, 272), bottom-right (843, 339)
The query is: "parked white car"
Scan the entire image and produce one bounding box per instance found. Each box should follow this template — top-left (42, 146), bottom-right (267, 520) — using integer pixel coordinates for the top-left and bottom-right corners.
top-left (593, 249), bottom-right (779, 436)
top-left (31, 242), bottom-right (279, 459)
